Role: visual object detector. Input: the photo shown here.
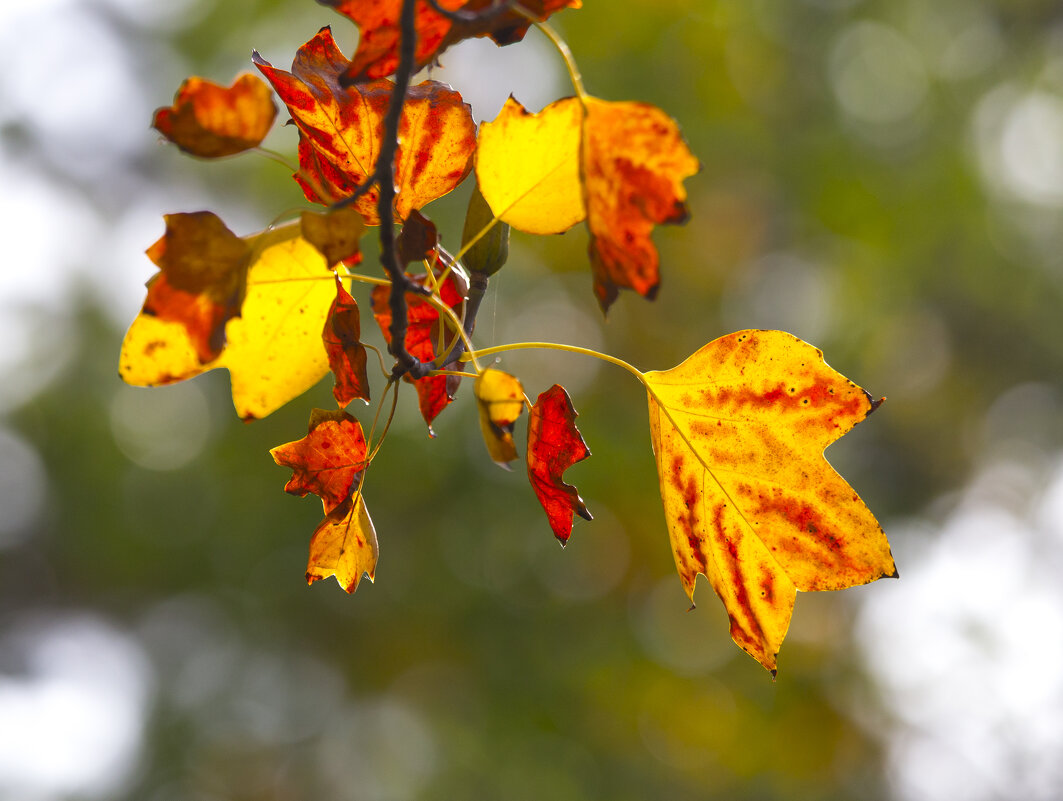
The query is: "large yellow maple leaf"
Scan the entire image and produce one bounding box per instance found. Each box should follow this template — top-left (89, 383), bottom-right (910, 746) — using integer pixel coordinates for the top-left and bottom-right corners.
top-left (645, 330), bottom-right (897, 673)
top-left (120, 221), bottom-right (340, 420)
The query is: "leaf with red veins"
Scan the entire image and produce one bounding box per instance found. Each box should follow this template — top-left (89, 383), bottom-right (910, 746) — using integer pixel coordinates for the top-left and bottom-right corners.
top-left (306, 493), bottom-right (378, 592)
top-left (323, 277), bottom-right (371, 407)
top-left (142, 211), bottom-right (251, 363)
top-left (253, 27), bottom-right (475, 222)
top-left (270, 408), bottom-right (368, 515)
top-left (371, 270), bottom-right (467, 432)
top-left (527, 385), bottom-right (593, 543)
top-left (318, 0), bottom-right (581, 83)
top-left (153, 73), bottom-right (277, 158)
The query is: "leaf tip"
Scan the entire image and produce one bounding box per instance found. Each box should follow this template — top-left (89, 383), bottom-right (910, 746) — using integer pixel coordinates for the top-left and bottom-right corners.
top-left (869, 395), bottom-right (886, 415)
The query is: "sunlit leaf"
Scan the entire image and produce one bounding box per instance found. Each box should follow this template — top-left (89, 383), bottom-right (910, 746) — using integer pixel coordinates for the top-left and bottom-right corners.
top-left (271, 408), bottom-right (368, 514)
top-left (474, 368), bottom-right (525, 467)
top-left (152, 73), bottom-right (277, 158)
top-left (644, 330), bottom-right (896, 673)
top-left (319, 0), bottom-right (581, 83)
top-left (120, 221), bottom-right (342, 420)
top-left (476, 95), bottom-right (699, 311)
top-left (323, 277), bottom-right (371, 406)
top-left (306, 493), bottom-right (378, 592)
top-left (527, 384), bottom-right (592, 543)
top-left (300, 206), bottom-right (366, 267)
top-left (254, 27), bottom-right (475, 222)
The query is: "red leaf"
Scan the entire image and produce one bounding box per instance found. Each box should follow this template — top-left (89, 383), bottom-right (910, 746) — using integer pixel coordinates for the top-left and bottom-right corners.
top-left (371, 270), bottom-right (466, 432)
top-left (527, 384), bottom-right (592, 543)
top-left (318, 0), bottom-right (582, 83)
top-left (323, 278), bottom-right (371, 407)
top-left (270, 408), bottom-right (368, 514)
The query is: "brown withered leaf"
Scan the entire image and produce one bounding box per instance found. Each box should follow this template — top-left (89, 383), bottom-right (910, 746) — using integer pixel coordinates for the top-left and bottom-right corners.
top-left (318, 0), bottom-right (581, 83)
top-left (306, 493), bottom-right (378, 593)
top-left (371, 269), bottom-right (467, 433)
top-left (153, 73), bottom-right (277, 158)
top-left (474, 368), bottom-right (525, 467)
top-left (254, 28), bottom-right (475, 222)
top-left (142, 211), bottom-right (251, 363)
top-left (323, 277), bottom-right (371, 406)
top-left (300, 206), bottom-right (366, 267)
top-left (527, 384), bottom-right (592, 543)
top-left (645, 330), bottom-right (897, 674)
top-left (270, 408), bottom-right (368, 515)
top-left (476, 96), bottom-right (699, 312)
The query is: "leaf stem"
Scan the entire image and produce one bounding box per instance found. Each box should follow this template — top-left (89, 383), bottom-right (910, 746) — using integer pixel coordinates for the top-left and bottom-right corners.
top-left (533, 20), bottom-right (587, 102)
top-left (463, 341), bottom-right (644, 384)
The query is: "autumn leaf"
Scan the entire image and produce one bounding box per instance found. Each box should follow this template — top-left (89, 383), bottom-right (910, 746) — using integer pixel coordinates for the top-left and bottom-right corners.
top-left (527, 384), bottom-right (592, 543)
top-left (476, 95), bottom-right (699, 311)
top-left (644, 330), bottom-right (896, 674)
top-left (271, 408), bottom-right (368, 514)
top-left (306, 494), bottom-right (378, 592)
top-left (319, 0), bottom-right (581, 84)
top-left (474, 368), bottom-right (525, 467)
top-left (152, 73), bottom-right (277, 158)
top-left (370, 268), bottom-right (467, 432)
top-left (121, 221), bottom-right (342, 420)
top-left (323, 277), bottom-right (371, 407)
top-left (253, 27), bottom-right (475, 222)
top-left (300, 206), bottom-right (366, 267)
top-left (141, 211), bottom-right (251, 363)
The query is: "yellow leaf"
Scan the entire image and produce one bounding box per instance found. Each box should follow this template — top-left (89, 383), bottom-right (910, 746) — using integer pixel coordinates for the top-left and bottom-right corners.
top-left (474, 367), bottom-right (526, 467)
top-left (306, 494), bottom-right (378, 593)
top-left (644, 330), bottom-right (896, 674)
top-left (120, 221), bottom-right (340, 420)
top-left (475, 96), bottom-right (585, 235)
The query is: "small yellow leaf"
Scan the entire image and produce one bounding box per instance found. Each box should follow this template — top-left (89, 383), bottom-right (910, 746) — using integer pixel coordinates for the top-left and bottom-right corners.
top-left (306, 493), bottom-right (378, 593)
top-left (120, 221), bottom-right (341, 420)
top-left (475, 96), bottom-right (585, 235)
top-left (474, 367), bottom-right (526, 467)
top-left (645, 330), bottom-right (896, 674)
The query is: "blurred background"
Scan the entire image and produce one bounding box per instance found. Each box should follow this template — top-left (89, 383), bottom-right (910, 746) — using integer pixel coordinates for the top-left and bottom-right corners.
top-left (3, 0), bottom-right (1063, 798)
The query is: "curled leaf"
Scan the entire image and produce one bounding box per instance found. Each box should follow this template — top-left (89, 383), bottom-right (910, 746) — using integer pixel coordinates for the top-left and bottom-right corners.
top-left (527, 385), bottom-right (592, 543)
top-left (121, 221), bottom-right (343, 420)
top-left (461, 181), bottom-right (509, 277)
top-left (323, 277), bottom-right (371, 406)
top-left (644, 330), bottom-right (896, 674)
top-left (300, 206), bottom-right (366, 267)
top-left (141, 211), bottom-right (250, 363)
top-left (306, 493), bottom-right (378, 592)
top-left (152, 73), bottom-right (277, 158)
top-left (270, 408), bottom-right (368, 515)
top-left (474, 368), bottom-right (525, 467)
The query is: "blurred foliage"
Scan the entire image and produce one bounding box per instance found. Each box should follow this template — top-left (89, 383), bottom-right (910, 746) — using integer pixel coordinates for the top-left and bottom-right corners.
top-left (5, 0), bottom-right (1063, 798)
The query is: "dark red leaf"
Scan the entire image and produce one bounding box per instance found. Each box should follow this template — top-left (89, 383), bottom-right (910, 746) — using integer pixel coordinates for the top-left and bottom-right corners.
top-left (527, 384), bottom-right (592, 543)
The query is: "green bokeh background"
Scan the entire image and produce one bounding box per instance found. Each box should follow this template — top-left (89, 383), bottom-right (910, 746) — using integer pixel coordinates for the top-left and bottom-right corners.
top-left (3, 0), bottom-right (1063, 799)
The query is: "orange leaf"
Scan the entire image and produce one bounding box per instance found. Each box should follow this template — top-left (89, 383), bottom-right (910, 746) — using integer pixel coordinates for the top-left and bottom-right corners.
top-left (527, 384), bottom-right (592, 543)
top-left (370, 269), bottom-right (467, 432)
top-left (306, 493), bottom-right (378, 592)
top-left (142, 211), bottom-right (250, 363)
top-left (271, 408), bottom-right (368, 515)
top-left (152, 73), bottom-right (277, 158)
top-left (253, 28), bottom-right (475, 222)
top-left (300, 206), bottom-right (366, 267)
top-left (319, 0), bottom-right (581, 83)
top-left (323, 277), bottom-right (371, 407)
top-left (644, 330), bottom-right (897, 674)
top-left (476, 96), bottom-right (699, 312)
top-left (474, 368), bottom-right (525, 467)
